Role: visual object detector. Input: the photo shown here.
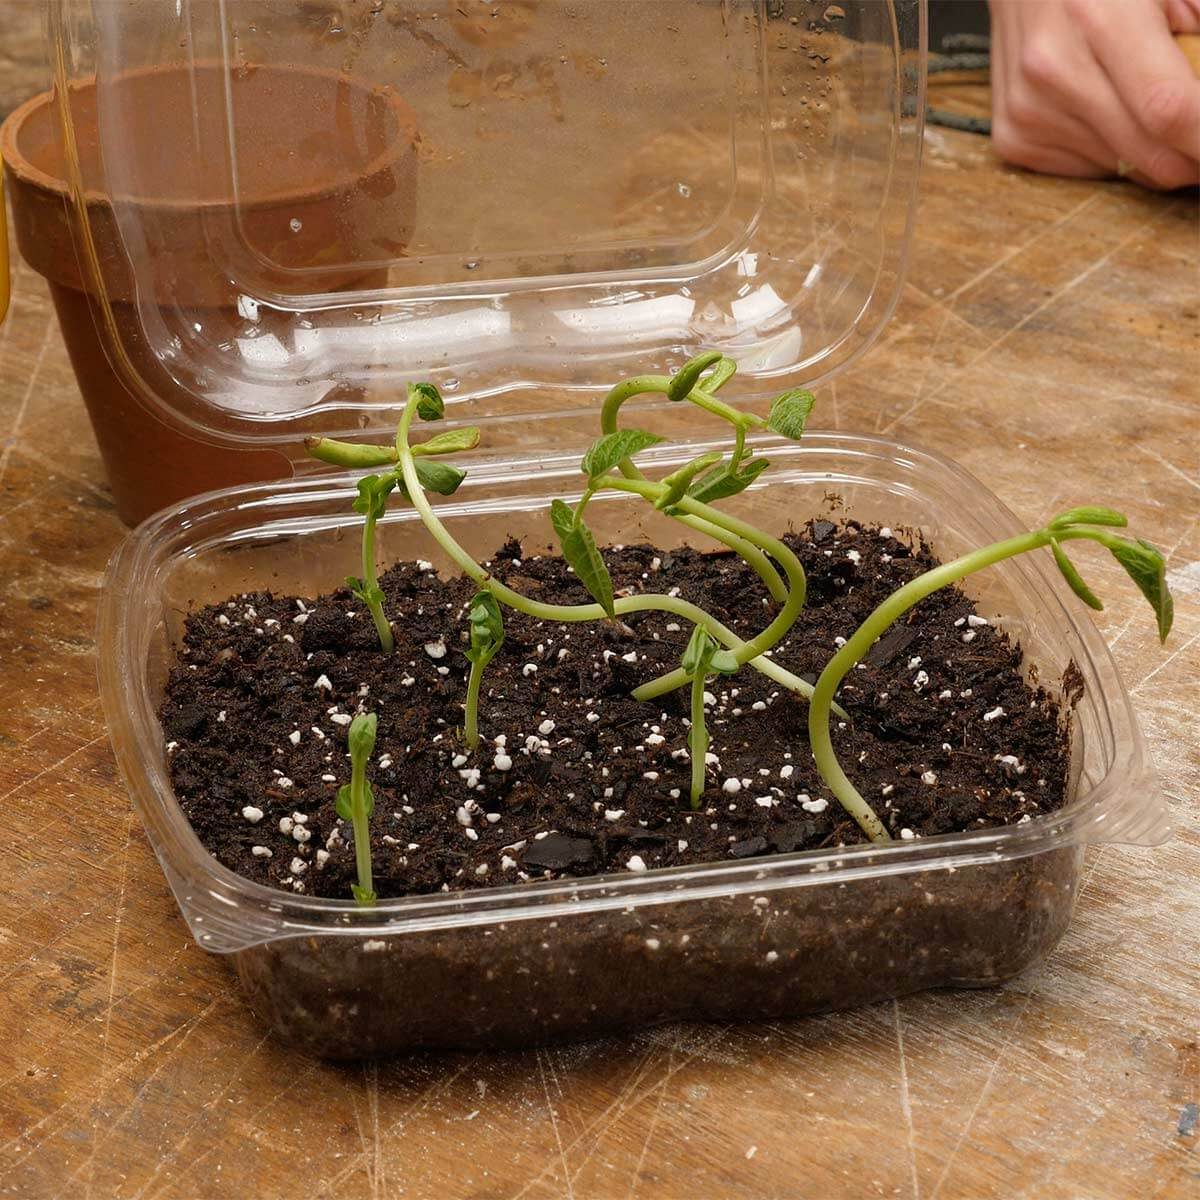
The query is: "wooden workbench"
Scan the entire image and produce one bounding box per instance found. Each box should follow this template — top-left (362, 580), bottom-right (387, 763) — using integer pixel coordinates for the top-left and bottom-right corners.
top-left (1, 101), bottom-right (1197, 1198)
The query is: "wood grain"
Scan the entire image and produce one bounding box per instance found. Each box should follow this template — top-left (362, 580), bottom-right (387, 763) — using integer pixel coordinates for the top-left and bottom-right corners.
top-left (0, 98), bottom-right (1197, 1200)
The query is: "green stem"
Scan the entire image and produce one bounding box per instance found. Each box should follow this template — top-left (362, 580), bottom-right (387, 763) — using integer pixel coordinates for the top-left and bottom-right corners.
top-left (690, 671), bottom-right (708, 808)
top-left (351, 747), bottom-right (374, 900)
top-left (808, 529), bottom-right (1054, 844)
top-left (361, 509), bottom-right (394, 654)
top-left (599, 378), bottom-right (785, 603)
top-left (464, 659), bottom-right (484, 751)
top-left (731, 424), bottom-right (746, 472)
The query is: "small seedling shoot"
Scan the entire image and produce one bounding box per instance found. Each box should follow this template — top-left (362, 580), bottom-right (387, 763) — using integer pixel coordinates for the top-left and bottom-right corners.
top-left (336, 711), bottom-right (379, 906)
top-left (305, 353), bottom-right (1176, 900)
top-left (681, 625), bottom-right (738, 808)
top-left (463, 591), bottom-right (504, 751)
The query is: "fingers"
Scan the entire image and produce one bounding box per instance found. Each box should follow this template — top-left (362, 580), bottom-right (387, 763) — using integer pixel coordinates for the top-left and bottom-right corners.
top-left (1072, 0), bottom-right (1200, 162)
top-left (1023, 42), bottom-right (1200, 188)
top-left (1165, 1), bottom-right (1200, 33)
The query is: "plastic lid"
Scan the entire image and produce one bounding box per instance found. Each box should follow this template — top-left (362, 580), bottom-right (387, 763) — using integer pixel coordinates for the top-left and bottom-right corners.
top-left (41, 0), bottom-right (925, 449)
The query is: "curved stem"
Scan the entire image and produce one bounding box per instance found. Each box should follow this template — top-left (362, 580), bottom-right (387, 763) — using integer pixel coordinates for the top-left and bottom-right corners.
top-left (599, 378), bottom-right (786, 603)
top-left (361, 510), bottom-right (394, 654)
top-left (601, 479), bottom-right (808, 698)
top-left (808, 529), bottom-right (1053, 843)
top-left (393, 400), bottom-right (804, 698)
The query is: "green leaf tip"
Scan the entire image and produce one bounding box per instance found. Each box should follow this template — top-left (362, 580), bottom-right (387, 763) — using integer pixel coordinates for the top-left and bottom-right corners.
top-left (1050, 539), bottom-right (1103, 611)
top-left (681, 624), bottom-right (718, 678)
top-left (1050, 506), bottom-right (1127, 531)
top-left (1107, 536), bottom-right (1173, 643)
top-left (304, 436), bottom-right (397, 469)
top-left (412, 458), bottom-right (467, 497)
top-left (352, 473), bottom-right (397, 519)
top-left (655, 452), bottom-right (723, 511)
top-left (348, 711), bottom-right (378, 761)
top-left (550, 499), bottom-right (615, 617)
top-left (766, 389), bottom-right (816, 441)
top-left (580, 429), bottom-right (663, 482)
top-left (466, 590), bottom-right (504, 663)
top-left (409, 382), bottom-right (445, 421)
top-left (667, 351), bottom-right (724, 402)
top-left (686, 456), bottom-right (770, 504)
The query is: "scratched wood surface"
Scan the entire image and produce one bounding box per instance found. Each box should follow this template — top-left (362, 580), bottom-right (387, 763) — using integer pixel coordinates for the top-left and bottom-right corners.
top-left (1, 84), bottom-right (1199, 1199)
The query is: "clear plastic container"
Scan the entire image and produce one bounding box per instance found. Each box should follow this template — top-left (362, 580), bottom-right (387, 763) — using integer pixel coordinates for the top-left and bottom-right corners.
top-left (9, 0), bottom-right (924, 523)
top-left (98, 434), bottom-right (1171, 1057)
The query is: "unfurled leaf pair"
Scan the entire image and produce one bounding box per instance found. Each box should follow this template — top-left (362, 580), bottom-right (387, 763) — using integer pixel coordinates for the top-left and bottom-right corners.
top-left (1047, 507), bottom-right (1173, 643)
top-left (465, 591), bottom-right (504, 667)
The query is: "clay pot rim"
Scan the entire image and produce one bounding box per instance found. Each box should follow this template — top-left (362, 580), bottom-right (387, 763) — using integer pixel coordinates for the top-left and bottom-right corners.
top-left (0, 59), bottom-right (418, 214)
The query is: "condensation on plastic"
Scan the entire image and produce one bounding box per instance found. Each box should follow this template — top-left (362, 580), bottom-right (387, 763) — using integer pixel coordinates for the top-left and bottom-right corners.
top-left (98, 435), bottom-right (1171, 1042)
top-left (49, 0), bottom-right (925, 452)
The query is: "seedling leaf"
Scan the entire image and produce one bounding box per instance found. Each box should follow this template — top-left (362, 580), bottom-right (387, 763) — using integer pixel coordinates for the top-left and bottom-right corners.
top-left (410, 382), bottom-right (445, 421)
top-left (655, 452), bottom-right (723, 510)
top-left (348, 711), bottom-right (378, 760)
top-left (413, 459), bottom-right (467, 496)
top-left (352, 473), bottom-right (396, 519)
top-left (1051, 539), bottom-right (1103, 611)
top-left (1106, 536), bottom-right (1173, 642)
top-left (681, 625), bottom-right (718, 677)
top-left (1049, 506), bottom-right (1127, 531)
top-left (550, 499), bottom-right (615, 617)
top-left (668, 350), bottom-right (724, 401)
top-left (580, 429), bottom-right (663, 482)
top-left (687, 456), bottom-right (770, 504)
top-left (766, 389), bottom-right (816, 441)
top-left (466, 590), bottom-right (504, 664)
top-left (411, 427), bottom-right (480, 456)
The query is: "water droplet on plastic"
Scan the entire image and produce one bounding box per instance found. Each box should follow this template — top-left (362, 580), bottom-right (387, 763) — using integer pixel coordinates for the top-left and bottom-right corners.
top-left (677, 183), bottom-right (691, 198)
top-left (289, 217), bottom-right (303, 233)
top-left (464, 260), bottom-right (480, 271)
top-left (443, 377), bottom-right (461, 392)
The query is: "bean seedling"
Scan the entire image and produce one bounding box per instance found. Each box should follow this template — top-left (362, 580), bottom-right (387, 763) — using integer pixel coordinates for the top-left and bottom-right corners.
top-left (808, 505), bottom-right (1174, 843)
top-left (336, 712), bottom-right (379, 906)
top-left (681, 625), bottom-right (739, 807)
top-left (306, 355), bottom-right (1176, 886)
top-left (463, 591), bottom-right (505, 751)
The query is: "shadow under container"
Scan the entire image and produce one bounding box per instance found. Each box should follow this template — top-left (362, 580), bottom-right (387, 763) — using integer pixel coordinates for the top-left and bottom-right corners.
top-left (98, 434), bottom-right (1171, 1059)
top-left (1, 61), bottom-right (418, 525)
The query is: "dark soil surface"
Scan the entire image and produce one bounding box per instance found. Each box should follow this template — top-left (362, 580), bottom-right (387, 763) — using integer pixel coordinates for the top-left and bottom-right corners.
top-left (160, 521), bottom-right (1070, 901)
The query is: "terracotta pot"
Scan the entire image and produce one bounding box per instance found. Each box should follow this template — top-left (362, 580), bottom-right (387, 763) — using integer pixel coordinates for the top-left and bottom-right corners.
top-left (1, 62), bottom-right (418, 525)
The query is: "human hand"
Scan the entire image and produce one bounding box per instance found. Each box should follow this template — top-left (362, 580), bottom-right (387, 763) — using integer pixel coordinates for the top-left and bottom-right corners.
top-left (988, 0), bottom-right (1200, 189)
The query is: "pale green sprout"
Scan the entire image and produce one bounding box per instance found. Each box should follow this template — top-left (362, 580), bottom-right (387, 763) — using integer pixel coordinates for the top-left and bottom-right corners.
top-left (463, 591), bottom-right (504, 751)
top-left (336, 712), bottom-right (379, 906)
